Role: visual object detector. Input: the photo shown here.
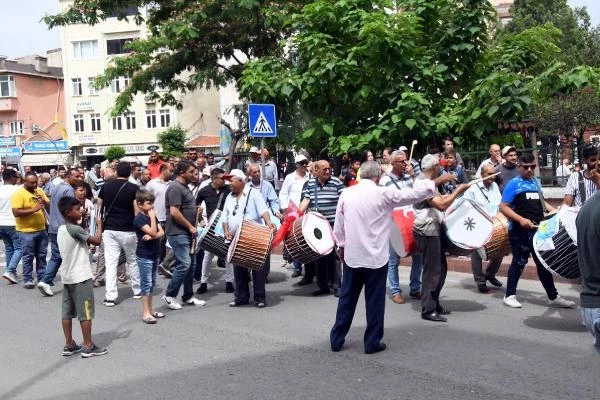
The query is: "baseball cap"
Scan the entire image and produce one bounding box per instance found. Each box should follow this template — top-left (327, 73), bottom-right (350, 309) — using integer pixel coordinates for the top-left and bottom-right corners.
top-left (223, 169), bottom-right (246, 181)
top-left (501, 146), bottom-right (517, 156)
top-left (399, 146), bottom-right (408, 152)
top-left (249, 146), bottom-right (260, 154)
top-left (295, 154), bottom-right (308, 163)
top-left (202, 167), bottom-right (211, 176)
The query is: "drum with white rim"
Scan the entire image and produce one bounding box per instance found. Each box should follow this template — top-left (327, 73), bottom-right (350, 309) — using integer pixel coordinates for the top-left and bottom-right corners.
top-left (227, 219), bottom-right (274, 271)
top-left (198, 209), bottom-right (229, 259)
top-left (284, 211), bottom-right (335, 264)
top-left (442, 198), bottom-right (494, 256)
top-left (532, 206), bottom-right (580, 280)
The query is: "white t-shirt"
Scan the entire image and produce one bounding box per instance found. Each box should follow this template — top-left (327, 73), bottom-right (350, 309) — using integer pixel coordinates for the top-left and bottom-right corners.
top-left (0, 184), bottom-right (18, 226)
top-left (57, 223), bottom-right (93, 284)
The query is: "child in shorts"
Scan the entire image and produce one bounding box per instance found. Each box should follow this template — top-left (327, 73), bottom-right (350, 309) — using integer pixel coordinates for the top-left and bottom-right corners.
top-left (134, 190), bottom-right (165, 324)
top-left (57, 196), bottom-right (107, 358)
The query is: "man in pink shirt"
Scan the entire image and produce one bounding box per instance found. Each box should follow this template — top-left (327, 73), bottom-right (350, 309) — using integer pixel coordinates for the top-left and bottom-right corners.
top-left (330, 161), bottom-right (452, 354)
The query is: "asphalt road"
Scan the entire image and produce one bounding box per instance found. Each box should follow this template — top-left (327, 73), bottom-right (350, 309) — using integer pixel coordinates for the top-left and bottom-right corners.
top-left (0, 251), bottom-right (598, 400)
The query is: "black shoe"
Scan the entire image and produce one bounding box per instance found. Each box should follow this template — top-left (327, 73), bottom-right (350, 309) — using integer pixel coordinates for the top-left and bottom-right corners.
top-left (225, 282), bottom-right (234, 293)
top-left (333, 288), bottom-right (341, 298)
top-left (255, 300), bottom-right (266, 308)
top-left (422, 312), bottom-right (447, 322)
top-left (296, 278), bottom-right (313, 286)
top-left (217, 258), bottom-right (226, 269)
top-left (477, 283), bottom-right (489, 293)
top-left (331, 344), bottom-right (343, 352)
top-left (409, 292), bottom-right (422, 300)
top-left (436, 305), bottom-right (451, 315)
top-left (196, 283), bottom-right (207, 294)
top-left (486, 276), bottom-right (503, 287)
top-left (365, 343), bottom-right (386, 354)
top-left (229, 301), bottom-right (249, 307)
top-left (291, 270), bottom-right (301, 278)
top-left (312, 288), bottom-right (331, 296)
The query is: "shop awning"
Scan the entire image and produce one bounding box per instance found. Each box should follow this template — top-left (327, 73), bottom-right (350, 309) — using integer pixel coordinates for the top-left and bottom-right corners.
top-left (20, 153), bottom-right (70, 167)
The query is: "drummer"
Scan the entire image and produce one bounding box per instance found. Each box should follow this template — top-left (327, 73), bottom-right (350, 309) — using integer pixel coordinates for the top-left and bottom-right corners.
top-left (379, 150), bottom-right (424, 303)
top-left (499, 152), bottom-right (575, 309)
top-left (463, 164), bottom-right (504, 293)
top-left (413, 155), bottom-right (468, 322)
top-left (222, 169), bottom-right (276, 308)
top-left (563, 143), bottom-right (599, 207)
top-left (195, 167), bottom-right (233, 295)
top-left (247, 163), bottom-right (282, 281)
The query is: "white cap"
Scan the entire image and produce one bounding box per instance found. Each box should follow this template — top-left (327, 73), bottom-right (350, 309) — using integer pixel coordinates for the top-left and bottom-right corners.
top-left (249, 146), bottom-right (260, 154)
top-left (202, 167), bottom-right (211, 176)
top-left (501, 146), bottom-right (516, 156)
top-left (223, 169), bottom-right (246, 181)
top-left (399, 146), bottom-right (408, 152)
top-left (295, 154), bottom-right (308, 163)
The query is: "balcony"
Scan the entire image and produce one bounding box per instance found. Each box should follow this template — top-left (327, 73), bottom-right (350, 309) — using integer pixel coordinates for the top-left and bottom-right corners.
top-left (0, 98), bottom-right (15, 112)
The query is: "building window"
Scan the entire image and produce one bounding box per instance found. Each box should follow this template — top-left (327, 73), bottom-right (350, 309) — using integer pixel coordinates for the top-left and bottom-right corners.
top-left (0, 122), bottom-right (3, 135)
top-left (88, 77), bottom-right (99, 95)
top-left (112, 115), bottom-right (123, 131)
top-left (91, 114), bottom-right (101, 132)
top-left (110, 77), bottom-right (130, 93)
top-left (72, 40), bottom-right (99, 60)
top-left (0, 75), bottom-right (16, 97)
top-left (108, 6), bottom-right (138, 18)
top-left (159, 109), bottom-right (171, 128)
top-left (9, 120), bottom-right (24, 135)
top-left (72, 78), bottom-right (83, 96)
top-left (107, 38), bottom-right (135, 55)
top-left (124, 112), bottom-right (136, 130)
top-left (146, 110), bottom-right (157, 128)
top-left (74, 114), bottom-right (85, 133)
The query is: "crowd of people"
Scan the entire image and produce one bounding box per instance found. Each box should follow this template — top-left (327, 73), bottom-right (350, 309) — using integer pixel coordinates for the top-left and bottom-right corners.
top-left (1, 137), bottom-right (599, 358)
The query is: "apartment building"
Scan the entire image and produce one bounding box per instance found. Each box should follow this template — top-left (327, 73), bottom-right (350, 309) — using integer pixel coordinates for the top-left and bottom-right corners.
top-left (0, 54), bottom-right (67, 168)
top-left (58, 1), bottom-right (221, 167)
top-left (490, 0), bottom-right (514, 24)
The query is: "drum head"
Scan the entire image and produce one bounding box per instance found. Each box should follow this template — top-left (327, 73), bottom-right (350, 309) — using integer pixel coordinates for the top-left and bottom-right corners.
top-left (558, 206), bottom-right (578, 245)
top-left (443, 199), bottom-right (493, 249)
top-left (301, 212), bottom-right (335, 255)
top-left (199, 209), bottom-right (222, 242)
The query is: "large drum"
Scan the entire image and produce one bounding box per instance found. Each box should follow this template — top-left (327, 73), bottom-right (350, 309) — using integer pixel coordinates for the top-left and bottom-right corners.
top-left (198, 210), bottom-right (229, 259)
top-left (532, 207), bottom-right (580, 280)
top-left (477, 212), bottom-right (511, 261)
top-left (442, 198), bottom-right (494, 256)
top-left (390, 207), bottom-right (417, 258)
top-left (284, 211), bottom-right (335, 264)
top-left (227, 220), bottom-right (274, 271)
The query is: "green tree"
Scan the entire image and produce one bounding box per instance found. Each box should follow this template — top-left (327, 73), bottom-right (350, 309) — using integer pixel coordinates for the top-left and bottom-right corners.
top-left (503, 0), bottom-right (600, 67)
top-left (158, 124), bottom-right (186, 157)
top-left (104, 145), bottom-right (126, 162)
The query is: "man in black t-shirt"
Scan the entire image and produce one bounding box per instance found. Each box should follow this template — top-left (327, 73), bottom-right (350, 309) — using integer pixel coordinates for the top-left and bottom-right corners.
top-left (97, 162), bottom-right (141, 307)
top-left (162, 160), bottom-right (206, 310)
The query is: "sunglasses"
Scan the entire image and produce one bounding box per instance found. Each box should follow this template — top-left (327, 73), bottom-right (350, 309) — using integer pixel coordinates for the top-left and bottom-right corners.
top-left (232, 204), bottom-right (239, 216)
top-left (299, 162), bottom-right (309, 166)
top-left (520, 164), bottom-right (536, 170)
top-left (321, 168), bottom-right (333, 172)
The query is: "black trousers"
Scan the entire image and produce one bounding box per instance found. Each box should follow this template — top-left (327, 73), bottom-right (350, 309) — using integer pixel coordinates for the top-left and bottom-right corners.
top-left (305, 251), bottom-right (340, 291)
top-left (330, 263), bottom-right (387, 352)
top-left (415, 233), bottom-right (447, 314)
top-left (233, 266), bottom-right (266, 303)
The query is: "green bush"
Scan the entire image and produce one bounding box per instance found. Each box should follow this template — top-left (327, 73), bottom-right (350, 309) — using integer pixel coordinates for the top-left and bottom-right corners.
top-left (104, 145), bottom-right (126, 162)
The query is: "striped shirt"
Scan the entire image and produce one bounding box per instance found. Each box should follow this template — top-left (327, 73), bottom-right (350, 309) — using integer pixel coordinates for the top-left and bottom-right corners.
top-left (302, 177), bottom-right (344, 224)
top-left (379, 172), bottom-right (414, 190)
top-left (565, 171), bottom-right (598, 207)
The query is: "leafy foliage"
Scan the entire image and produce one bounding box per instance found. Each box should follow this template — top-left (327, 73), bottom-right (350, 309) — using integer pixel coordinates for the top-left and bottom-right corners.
top-left (104, 145), bottom-right (126, 162)
top-left (158, 124), bottom-right (186, 157)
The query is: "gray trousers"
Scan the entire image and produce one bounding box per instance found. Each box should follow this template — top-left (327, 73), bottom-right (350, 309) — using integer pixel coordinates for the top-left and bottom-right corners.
top-left (415, 232), bottom-right (447, 315)
top-left (470, 252), bottom-right (502, 284)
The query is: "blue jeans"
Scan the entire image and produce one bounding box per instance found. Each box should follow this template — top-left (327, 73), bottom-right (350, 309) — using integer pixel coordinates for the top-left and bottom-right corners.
top-left (40, 233), bottom-right (61, 284)
top-left (18, 230), bottom-right (48, 283)
top-left (0, 226), bottom-right (22, 274)
top-left (330, 263), bottom-right (387, 353)
top-left (581, 308), bottom-right (600, 347)
top-left (165, 234), bottom-right (194, 301)
top-left (137, 257), bottom-right (158, 296)
top-left (387, 242), bottom-right (422, 296)
top-left (505, 226), bottom-right (558, 299)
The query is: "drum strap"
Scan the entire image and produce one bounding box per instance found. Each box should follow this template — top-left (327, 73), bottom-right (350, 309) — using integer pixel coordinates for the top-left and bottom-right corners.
top-left (535, 181), bottom-right (549, 214)
top-left (578, 172), bottom-right (586, 204)
top-left (242, 188), bottom-right (253, 217)
top-left (313, 178), bottom-right (319, 212)
top-left (216, 191), bottom-right (226, 211)
top-left (477, 184), bottom-right (490, 203)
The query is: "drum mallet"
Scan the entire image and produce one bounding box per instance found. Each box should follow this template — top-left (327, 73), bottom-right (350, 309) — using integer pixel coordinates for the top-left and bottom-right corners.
top-left (190, 206), bottom-right (202, 254)
top-left (468, 172), bottom-right (500, 186)
top-left (408, 139), bottom-right (418, 161)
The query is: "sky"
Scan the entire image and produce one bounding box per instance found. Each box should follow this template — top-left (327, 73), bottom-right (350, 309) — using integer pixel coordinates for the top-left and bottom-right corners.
top-left (0, 0), bottom-right (600, 59)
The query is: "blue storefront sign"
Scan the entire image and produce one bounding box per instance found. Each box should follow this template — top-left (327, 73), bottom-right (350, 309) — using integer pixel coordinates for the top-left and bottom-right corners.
top-left (0, 147), bottom-right (21, 157)
top-left (0, 137), bottom-right (17, 147)
top-left (22, 140), bottom-right (69, 152)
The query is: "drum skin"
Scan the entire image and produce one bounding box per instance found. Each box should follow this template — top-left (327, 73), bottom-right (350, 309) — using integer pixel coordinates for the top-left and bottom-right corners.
top-left (284, 212), bottom-right (334, 264)
top-left (227, 220), bottom-right (274, 271)
top-left (198, 210), bottom-right (229, 258)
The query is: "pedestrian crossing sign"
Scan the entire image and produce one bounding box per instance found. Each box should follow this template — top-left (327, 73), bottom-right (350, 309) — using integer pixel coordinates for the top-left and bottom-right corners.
top-left (248, 104), bottom-right (277, 137)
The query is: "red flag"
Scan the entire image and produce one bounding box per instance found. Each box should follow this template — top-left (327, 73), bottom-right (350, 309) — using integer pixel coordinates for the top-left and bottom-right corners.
top-left (272, 201), bottom-right (303, 247)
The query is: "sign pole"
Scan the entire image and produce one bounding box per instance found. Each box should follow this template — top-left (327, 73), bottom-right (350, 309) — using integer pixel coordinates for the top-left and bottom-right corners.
top-left (260, 137), bottom-right (266, 179)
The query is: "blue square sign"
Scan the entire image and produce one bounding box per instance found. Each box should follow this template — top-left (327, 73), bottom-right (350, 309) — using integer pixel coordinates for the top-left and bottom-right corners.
top-left (248, 104), bottom-right (277, 138)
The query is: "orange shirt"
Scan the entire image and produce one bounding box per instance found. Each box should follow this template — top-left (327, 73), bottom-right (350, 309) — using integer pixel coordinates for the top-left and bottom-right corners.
top-left (147, 160), bottom-right (165, 179)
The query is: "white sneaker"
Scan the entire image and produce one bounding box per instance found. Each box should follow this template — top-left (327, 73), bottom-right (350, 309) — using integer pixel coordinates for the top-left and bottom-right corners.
top-left (548, 295), bottom-right (576, 308)
top-left (183, 297), bottom-right (206, 307)
top-left (163, 295), bottom-right (182, 310)
top-left (36, 281), bottom-right (54, 297)
top-left (132, 294), bottom-right (142, 299)
top-left (503, 295), bottom-right (522, 308)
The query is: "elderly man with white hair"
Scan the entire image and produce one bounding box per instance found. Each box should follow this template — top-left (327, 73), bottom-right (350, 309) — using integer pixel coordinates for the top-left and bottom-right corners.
top-left (222, 169), bottom-right (276, 308)
top-left (413, 154), bottom-right (469, 323)
top-left (330, 160), bottom-right (444, 354)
